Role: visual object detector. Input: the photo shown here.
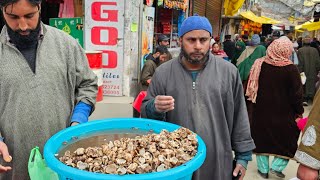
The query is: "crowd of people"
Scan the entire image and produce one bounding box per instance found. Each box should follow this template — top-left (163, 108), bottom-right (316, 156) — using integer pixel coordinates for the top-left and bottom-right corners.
top-left (0, 0), bottom-right (319, 179)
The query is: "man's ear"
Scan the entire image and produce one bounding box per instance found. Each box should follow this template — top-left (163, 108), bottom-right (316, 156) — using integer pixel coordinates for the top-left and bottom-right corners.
top-left (155, 52), bottom-right (160, 57)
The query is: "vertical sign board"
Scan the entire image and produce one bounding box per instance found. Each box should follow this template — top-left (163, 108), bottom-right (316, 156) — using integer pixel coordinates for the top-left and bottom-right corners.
top-left (85, 0), bottom-right (124, 96)
top-left (141, 6), bottom-right (155, 68)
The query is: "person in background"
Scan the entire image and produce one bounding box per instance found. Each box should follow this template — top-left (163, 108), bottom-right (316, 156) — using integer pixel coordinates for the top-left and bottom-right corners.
top-left (242, 34), bottom-right (250, 46)
top-left (212, 42), bottom-right (228, 60)
top-left (237, 34), bottom-right (264, 66)
top-left (295, 89), bottom-right (320, 180)
top-left (139, 45), bottom-right (169, 91)
top-left (133, 45), bottom-right (169, 118)
top-left (285, 31), bottom-right (294, 41)
top-left (232, 40), bottom-right (246, 65)
top-left (237, 34), bottom-right (266, 82)
top-left (223, 34), bottom-right (236, 61)
top-left (157, 34), bottom-right (172, 60)
top-left (234, 33), bottom-right (241, 42)
top-left (260, 36), bottom-right (267, 47)
top-left (141, 15), bottom-right (255, 180)
top-left (0, 0), bottom-right (98, 179)
top-left (246, 38), bottom-right (304, 179)
top-left (297, 36), bottom-right (303, 49)
top-left (214, 36), bottom-right (221, 46)
top-left (298, 37), bottom-right (320, 106)
top-left (157, 34), bottom-right (170, 47)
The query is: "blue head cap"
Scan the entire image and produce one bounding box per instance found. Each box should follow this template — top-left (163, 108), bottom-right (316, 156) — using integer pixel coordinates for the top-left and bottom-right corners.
top-left (178, 15), bottom-right (212, 37)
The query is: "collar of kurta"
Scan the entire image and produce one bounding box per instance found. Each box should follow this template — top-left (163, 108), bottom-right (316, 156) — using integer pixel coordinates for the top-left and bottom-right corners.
top-left (0, 22), bottom-right (45, 45)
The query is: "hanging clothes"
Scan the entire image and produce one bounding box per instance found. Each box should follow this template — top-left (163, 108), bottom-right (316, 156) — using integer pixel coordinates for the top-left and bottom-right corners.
top-left (59, 0), bottom-right (75, 18)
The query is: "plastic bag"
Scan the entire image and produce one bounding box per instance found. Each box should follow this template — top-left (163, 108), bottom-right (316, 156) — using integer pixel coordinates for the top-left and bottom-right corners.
top-left (28, 146), bottom-right (59, 180)
top-left (133, 91), bottom-right (147, 113)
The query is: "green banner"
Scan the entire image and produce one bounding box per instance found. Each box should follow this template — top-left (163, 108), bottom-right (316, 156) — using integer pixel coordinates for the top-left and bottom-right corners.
top-left (49, 17), bottom-right (84, 47)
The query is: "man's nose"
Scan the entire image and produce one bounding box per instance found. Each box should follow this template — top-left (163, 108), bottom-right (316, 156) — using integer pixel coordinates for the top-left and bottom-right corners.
top-left (194, 40), bottom-right (202, 50)
top-left (18, 18), bottom-right (28, 31)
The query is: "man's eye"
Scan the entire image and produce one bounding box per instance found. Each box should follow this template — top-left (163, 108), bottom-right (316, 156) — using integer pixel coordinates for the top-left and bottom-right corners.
top-left (25, 14), bottom-right (35, 19)
top-left (9, 15), bottom-right (19, 19)
top-left (200, 38), bottom-right (208, 42)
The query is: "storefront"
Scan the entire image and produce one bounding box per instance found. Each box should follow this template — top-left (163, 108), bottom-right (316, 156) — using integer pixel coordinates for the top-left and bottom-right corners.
top-left (192, 0), bottom-right (223, 37)
top-left (141, 0), bottom-right (189, 66)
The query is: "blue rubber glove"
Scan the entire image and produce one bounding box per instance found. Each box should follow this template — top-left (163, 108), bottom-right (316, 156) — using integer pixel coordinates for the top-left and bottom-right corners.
top-left (70, 102), bottom-right (92, 125)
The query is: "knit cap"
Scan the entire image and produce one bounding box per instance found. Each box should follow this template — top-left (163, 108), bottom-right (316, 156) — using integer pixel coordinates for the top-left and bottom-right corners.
top-left (251, 34), bottom-right (261, 46)
top-left (178, 15), bottom-right (212, 37)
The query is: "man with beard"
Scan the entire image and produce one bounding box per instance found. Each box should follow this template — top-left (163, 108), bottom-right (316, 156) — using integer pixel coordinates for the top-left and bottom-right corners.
top-left (140, 45), bottom-right (169, 91)
top-left (0, 0), bottom-right (97, 179)
top-left (141, 15), bottom-right (255, 180)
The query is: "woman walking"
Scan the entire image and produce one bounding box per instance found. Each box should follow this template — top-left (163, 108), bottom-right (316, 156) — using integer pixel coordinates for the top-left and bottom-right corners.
top-left (246, 38), bottom-right (304, 179)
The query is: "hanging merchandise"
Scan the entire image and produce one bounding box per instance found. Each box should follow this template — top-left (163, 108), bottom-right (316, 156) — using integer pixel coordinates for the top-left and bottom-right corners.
top-left (58, 0), bottom-right (75, 18)
top-left (146, 0), bottom-right (154, 6)
top-left (158, 0), bottom-right (164, 6)
top-left (163, 0), bottom-right (189, 12)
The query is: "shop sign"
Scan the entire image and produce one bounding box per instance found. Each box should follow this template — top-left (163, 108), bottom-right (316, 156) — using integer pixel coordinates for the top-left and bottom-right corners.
top-left (49, 17), bottom-right (84, 47)
top-left (163, 0), bottom-right (188, 12)
top-left (84, 0), bottom-right (125, 96)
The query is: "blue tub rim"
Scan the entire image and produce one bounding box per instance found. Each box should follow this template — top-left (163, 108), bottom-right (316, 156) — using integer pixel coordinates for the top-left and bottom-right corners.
top-left (44, 118), bottom-right (206, 180)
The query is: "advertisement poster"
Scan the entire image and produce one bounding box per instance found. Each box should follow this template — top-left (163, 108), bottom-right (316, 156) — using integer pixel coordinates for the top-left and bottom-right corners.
top-left (84, 0), bottom-right (125, 96)
top-left (141, 6), bottom-right (155, 68)
top-left (49, 17), bottom-right (84, 47)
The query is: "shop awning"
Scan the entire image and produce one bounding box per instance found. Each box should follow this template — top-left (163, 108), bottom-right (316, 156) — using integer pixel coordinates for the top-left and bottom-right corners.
top-left (296, 21), bottom-right (320, 31)
top-left (224, 0), bottom-right (245, 16)
top-left (240, 11), bottom-right (281, 24)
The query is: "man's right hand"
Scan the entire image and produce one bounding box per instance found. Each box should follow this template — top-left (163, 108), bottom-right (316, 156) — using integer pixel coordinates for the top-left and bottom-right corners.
top-left (0, 141), bottom-right (12, 173)
top-left (154, 95), bottom-right (175, 113)
top-left (297, 164), bottom-right (319, 180)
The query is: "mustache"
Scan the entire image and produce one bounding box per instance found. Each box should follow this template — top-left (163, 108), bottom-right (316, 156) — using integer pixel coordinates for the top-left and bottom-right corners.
top-left (15, 29), bottom-right (32, 34)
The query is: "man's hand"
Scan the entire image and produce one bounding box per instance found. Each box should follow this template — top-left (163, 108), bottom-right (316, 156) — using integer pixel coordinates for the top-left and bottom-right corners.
top-left (0, 141), bottom-right (12, 173)
top-left (154, 96), bottom-right (175, 113)
top-left (297, 164), bottom-right (319, 180)
top-left (233, 164), bottom-right (246, 180)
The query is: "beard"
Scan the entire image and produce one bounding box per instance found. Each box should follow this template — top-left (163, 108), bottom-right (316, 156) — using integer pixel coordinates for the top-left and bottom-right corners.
top-left (6, 18), bottom-right (41, 49)
top-left (180, 43), bottom-right (210, 65)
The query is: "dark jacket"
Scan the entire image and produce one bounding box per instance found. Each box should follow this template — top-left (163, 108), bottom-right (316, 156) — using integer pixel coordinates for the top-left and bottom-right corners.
top-left (223, 40), bottom-right (236, 60)
top-left (139, 54), bottom-right (159, 91)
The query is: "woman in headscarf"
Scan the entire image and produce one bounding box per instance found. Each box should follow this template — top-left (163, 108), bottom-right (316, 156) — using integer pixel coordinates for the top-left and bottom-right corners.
top-left (211, 43), bottom-right (228, 60)
top-left (246, 38), bottom-right (304, 179)
top-left (237, 34), bottom-right (266, 82)
top-left (231, 40), bottom-right (246, 65)
top-left (236, 34), bottom-right (264, 66)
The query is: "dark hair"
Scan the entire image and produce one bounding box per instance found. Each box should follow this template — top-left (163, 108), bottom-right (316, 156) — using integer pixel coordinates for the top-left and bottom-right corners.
top-left (225, 35), bottom-right (231, 39)
top-left (1, 0), bottom-right (41, 9)
top-left (242, 34), bottom-right (248, 40)
top-left (154, 45), bottom-right (168, 55)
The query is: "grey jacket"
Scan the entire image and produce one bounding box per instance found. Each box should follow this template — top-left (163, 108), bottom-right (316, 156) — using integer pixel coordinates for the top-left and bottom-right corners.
top-left (141, 54), bottom-right (255, 180)
top-left (0, 24), bottom-right (97, 179)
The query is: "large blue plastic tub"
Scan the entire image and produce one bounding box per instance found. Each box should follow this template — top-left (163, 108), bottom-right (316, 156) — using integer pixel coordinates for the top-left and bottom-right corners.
top-left (44, 118), bottom-right (206, 180)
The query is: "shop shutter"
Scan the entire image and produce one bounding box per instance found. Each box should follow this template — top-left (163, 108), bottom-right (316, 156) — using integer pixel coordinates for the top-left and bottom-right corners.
top-left (193, 0), bottom-right (206, 16)
top-left (206, 0), bottom-right (222, 37)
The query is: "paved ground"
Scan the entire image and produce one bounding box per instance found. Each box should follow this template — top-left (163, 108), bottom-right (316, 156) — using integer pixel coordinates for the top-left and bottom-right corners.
top-left (244, 105), bottom-right (312, 180)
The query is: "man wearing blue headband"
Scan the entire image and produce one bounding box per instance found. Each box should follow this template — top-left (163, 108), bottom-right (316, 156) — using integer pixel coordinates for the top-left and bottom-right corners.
top-left (141, 15), bottom-right (255, 180)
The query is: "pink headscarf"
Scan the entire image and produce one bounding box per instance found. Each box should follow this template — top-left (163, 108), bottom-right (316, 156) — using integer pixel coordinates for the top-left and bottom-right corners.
top-left (246, 38), bottom-right (293, 103)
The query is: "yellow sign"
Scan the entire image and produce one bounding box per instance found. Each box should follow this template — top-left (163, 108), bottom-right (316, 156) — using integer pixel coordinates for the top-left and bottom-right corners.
top-left (62, 23), bottom-right (71, 34)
